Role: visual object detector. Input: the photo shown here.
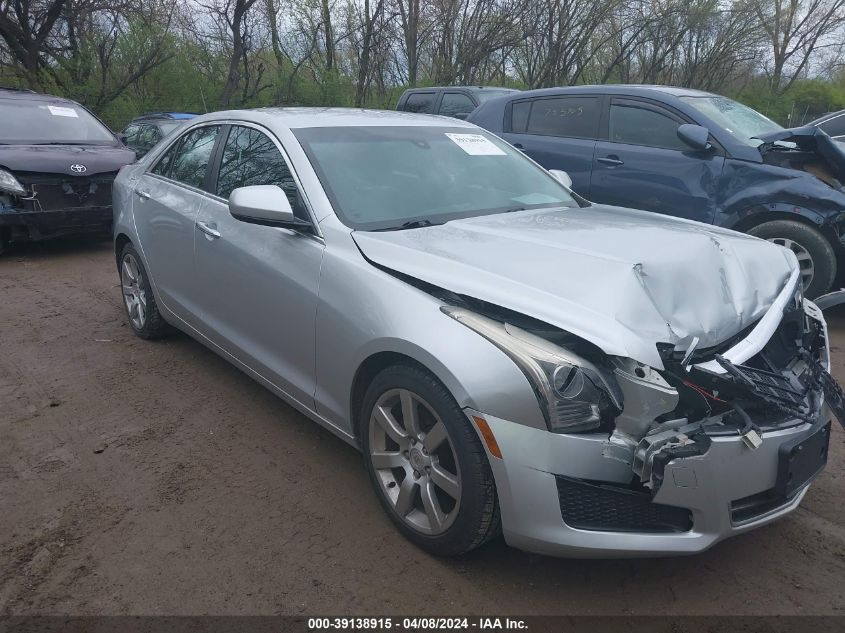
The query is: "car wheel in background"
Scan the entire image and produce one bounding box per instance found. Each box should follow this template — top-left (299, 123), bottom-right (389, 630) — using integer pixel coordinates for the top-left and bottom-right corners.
top-left (119, 243), bottom-right (169, 339)
top-left (361, 363), bottom-right (501, 556)
top-left (748, 220), bottom-right (836, 299)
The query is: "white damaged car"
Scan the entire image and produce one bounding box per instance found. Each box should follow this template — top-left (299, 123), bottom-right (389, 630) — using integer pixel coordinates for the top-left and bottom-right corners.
top-left (112, 108), bottom-right (843, 557)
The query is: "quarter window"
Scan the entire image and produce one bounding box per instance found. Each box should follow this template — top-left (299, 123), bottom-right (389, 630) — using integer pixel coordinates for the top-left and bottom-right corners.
top-left (609, 104), bottom-right (687, 150)
top-left (215, 125), bottom-right (304, 217)
top-left (403, 92), bottom-right (437, 114)
top-left (525, 97), bottom-right (599, 138)
top-left (167, 125), bottom-right (220, 189)
top-left (439, 93), bottom-right (476, 118)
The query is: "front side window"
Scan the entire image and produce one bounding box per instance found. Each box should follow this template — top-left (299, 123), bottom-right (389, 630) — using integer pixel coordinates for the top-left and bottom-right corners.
top-left (525, 97), bottom-right (599, 138)
top-left (609, 104), bottom-right (688, 150)
top-left (404, 92), bottom-right (437, 114)
top-left (294, 125), bottom-right (578, 230)
top-left (215, 126), bottom-right (299, 213)
top-left (167, 125), bottom-right (220, 189)
top-left (819, 114), bottom-right (845, 137)
top-left (439, 93), bottom-right (476, 118)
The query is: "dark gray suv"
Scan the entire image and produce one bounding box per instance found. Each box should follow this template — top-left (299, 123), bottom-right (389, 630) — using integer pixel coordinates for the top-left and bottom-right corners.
top-left (396, 86), bottom-right (519, 120)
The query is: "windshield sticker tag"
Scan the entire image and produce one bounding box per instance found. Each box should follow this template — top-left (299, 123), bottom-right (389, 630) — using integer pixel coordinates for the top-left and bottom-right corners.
top-left (47, 106), bottom-right (79, 118)
top-left (445, 133), bottom-right (506, 156)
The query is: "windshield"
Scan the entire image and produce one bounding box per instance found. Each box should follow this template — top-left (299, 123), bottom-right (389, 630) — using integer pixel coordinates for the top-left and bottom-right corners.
top-left (680, 96), bottom-right (783, 147)
top-left (0, 99), bottom-right (116, 145)
top-left (294, 126), bottom-right (577, 230)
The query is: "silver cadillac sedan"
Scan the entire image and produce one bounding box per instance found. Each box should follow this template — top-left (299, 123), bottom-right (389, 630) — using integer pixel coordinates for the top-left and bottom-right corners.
top-left (112, 108), bottom-right (840, 557)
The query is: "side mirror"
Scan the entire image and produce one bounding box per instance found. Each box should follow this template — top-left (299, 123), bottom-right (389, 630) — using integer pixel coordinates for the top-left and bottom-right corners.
top-left (118, 133), bottom-right (128, 145)
top-left (229, 185), bottom-right (311, 230)
top-left (549, 169), bottom-right (573, 188)
top-left (454, 112), bottom-right (471, 120)
top-left (677, 124), bottom-right (711, 151)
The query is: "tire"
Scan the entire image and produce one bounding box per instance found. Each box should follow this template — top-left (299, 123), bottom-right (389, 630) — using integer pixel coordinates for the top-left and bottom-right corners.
top-left (0, 228), bottom-right (8, 256)
top-left (119, 243), bottom-right (169, 339)
top-left (361, 363), bottom-right (501, 556)
top-left (747, 220), bottom-right (836, 299)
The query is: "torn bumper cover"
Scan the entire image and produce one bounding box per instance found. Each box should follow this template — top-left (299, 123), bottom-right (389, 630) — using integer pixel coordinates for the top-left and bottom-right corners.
top-left (0, 173), bottom-right (115, 242)
top-left (470, 275), bottom-right (840, 557)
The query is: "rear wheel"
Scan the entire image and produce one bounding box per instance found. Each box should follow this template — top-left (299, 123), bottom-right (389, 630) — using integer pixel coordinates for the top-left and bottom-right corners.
top-left (119, 243), bottom-right (169, 339)
top-left (747, 220), bottom-right (836, 299)
top-left (361, 363), bottom-right (500, 556)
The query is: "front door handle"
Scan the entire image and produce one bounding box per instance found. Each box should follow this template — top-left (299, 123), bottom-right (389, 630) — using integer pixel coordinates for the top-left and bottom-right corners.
top-left (196, 220), bottom-right (221, 239)
top-left (135, 189), bottom-right (151, 200)
top-left (597, 155), bottom-right (624, 166)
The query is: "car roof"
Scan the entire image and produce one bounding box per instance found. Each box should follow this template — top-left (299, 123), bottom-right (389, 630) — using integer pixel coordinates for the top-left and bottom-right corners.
top-left (403, 86), bottom-right (518, 93)
top-left (0, 87), bottom-right (79, 104)
top-left (194, 107), bottom-right (479, 129)
top-left (133, 112), bottom-right (198, 121)
top-left (499, 84), bottom-right (716, 99)
top-left (808, 109), bottom-right (844, 125)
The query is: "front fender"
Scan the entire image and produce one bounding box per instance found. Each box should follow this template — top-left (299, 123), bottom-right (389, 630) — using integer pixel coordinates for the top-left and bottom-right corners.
top-left (313, 235), bottom-right (546, 438)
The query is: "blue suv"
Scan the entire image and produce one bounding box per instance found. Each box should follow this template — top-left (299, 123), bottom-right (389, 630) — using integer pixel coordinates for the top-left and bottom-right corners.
top-left (468, 85), bottom-right (845, 297)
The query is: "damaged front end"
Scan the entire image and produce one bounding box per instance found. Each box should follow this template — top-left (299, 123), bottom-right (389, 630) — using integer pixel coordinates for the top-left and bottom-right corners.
top-left (0, 169), bottom-right (116, 249)
top-left (602, 272), bottom-right (839, 501)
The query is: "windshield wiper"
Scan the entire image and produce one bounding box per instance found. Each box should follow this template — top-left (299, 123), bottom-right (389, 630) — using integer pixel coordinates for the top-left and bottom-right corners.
top-left (374, 218), bottom-right (444, 231)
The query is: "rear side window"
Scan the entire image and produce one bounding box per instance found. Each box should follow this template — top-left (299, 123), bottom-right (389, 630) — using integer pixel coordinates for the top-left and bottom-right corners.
top-left (524, 97), bottom-right (599, 138)
top-left (439, 92), bottom-right (476, 118)
top-left (609, 104), bottom-right (687, 150)
top-left (403, 92), bottom-right (437, 114)
top-left (215, 125), bottom-right (299, 205)
top-left (154, 125), bottom-right (220, 188)
top-left (819, 114), bottom-right (845, 137)
top-left (122, 124), bottom-right (142, 145)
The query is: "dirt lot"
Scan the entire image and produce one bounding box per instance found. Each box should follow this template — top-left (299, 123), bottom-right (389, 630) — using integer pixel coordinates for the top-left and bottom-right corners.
top-left (1, 238), bottom-right (844, 616)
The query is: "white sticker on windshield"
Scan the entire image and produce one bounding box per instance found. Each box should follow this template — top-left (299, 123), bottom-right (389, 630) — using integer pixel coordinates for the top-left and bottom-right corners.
top-left (445, 133), bottom-right (506, 156)
top-left (47, 106), bottom-right (79, 118)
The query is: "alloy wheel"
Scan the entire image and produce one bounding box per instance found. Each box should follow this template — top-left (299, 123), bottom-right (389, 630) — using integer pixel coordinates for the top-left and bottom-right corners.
top-left (767, 237), bottom-right (814, 290)
top-left (368, 388), bottom-right (462, 535)
top-left (121, 253), bottom-right (147, 330)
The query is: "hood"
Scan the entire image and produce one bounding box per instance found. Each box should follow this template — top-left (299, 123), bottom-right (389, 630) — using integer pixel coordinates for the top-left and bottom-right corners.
top-left (353, 206), bottom-right (798, 368)
top-left (0, 144), bottom-right (135, 177)
top-left (758, 125), bottom-right (845, 184)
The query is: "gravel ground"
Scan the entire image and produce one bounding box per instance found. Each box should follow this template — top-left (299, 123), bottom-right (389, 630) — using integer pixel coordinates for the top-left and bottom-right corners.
top-left (1, 238), bottom-right (844, 616)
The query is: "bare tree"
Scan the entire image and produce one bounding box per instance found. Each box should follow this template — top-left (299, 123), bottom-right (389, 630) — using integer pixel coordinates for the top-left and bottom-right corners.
top-left (750, 0), bottom-right (845, 93)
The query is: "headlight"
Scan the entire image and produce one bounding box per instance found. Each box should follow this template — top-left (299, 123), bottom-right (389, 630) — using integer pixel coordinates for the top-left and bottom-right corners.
top-left (0, 168), bottom-right (26, 196)
top-left (442, 306), bottom-right (621, 432)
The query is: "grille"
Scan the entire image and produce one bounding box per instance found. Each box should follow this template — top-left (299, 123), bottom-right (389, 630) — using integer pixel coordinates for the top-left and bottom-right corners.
top-left (555, 476), bottom-right (692, 533)
top-left (715, 355), bottom-right (805, 408)
top-left (18, 173), bottom-right (115, 211)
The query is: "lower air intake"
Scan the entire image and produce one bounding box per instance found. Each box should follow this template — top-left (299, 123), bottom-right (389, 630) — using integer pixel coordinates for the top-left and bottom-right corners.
top-left (555, 476), bottom-right (693, 533)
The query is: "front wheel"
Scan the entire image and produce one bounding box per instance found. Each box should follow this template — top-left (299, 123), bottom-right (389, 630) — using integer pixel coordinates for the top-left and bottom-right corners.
top-left (747, 220), bottom-right (836, 299)
top-left (361, 363), bottom-right (500, 556)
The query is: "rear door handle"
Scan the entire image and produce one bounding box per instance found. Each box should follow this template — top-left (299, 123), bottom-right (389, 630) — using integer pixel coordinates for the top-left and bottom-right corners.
top-left (597, 155), bottom-right (624, 166)
top-left (135, 189), bottom-right (151, 200)
top-left (196, 220), bottom-right (221, 239)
